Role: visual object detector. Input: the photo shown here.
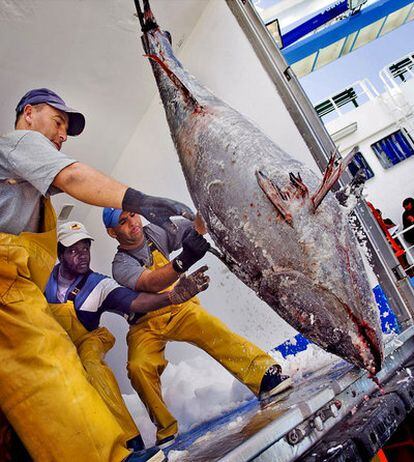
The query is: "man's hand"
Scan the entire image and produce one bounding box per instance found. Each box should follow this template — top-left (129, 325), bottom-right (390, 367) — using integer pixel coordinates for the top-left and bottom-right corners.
top-left (172, 229), bottom-right (210, 273)
top-left (122, 188), bottom-right (195, 229)
top-left (168, 266), bottom-right (210, 304)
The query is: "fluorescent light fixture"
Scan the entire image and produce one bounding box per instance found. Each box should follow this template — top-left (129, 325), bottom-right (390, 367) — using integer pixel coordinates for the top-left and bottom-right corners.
top-left (330, 122), bottom-right (358, 141)
top-left (57, 204), bottom-right (75, 222)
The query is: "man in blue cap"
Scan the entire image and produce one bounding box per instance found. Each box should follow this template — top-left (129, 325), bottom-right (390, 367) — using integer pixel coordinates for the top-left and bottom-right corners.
top-left (0, 88), bottom-right (195, 462)
top-left (103, 208), bottom-right (292, 449)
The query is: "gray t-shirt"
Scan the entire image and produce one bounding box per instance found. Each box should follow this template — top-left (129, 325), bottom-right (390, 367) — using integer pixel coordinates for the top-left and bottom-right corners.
top-left (112, 219), bottom-right (192, 290)
top-left (0, 130), bottom-right (76, 234)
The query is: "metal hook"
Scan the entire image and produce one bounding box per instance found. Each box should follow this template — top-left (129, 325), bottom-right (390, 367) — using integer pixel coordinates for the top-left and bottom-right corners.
top-left (133, 0), bottom-right (145, 30)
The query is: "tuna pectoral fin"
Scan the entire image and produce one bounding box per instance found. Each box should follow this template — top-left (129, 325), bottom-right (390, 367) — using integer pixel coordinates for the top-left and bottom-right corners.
top-left (289, 172), bottom-right (309, 199)
top-left (311, 146), bottom-right (359, 211)
top-left (256, 170), bottom-right (293, 225)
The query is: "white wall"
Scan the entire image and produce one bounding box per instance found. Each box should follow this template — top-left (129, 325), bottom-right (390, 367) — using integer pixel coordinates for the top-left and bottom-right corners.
top-left (1, 0), bottom-right (209, 225)
top-left (83, 0), bottom-right (321, 392)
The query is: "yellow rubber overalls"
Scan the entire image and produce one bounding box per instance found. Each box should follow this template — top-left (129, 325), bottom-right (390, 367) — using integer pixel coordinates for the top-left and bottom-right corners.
top-left (127, 244), bottom-right (276, 442)
top-left (48, 301), bottom-right (140, 446)
top-left (0, 198), bottom-right (131, 462)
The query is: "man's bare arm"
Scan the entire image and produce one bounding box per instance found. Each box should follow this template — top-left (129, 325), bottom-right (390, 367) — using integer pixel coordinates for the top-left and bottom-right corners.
top-left (130, 266), bottom-right (209, 312)
top-left (135, 264), bottom-right (179, 293)
top-left (53, 162), bottom-right (194, 228)
top-left (130, 291), bottom-right (171, 313)
top-left (135, 225), bottom-right (211, 292)
top-left (53, 162), bottom-right (127, 208)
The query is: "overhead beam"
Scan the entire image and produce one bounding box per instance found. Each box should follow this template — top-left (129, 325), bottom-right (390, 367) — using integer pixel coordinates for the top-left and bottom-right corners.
top-left (283, 0), bottom-right (414, 64)
top-left (281, 0), bottom-right (348, 48)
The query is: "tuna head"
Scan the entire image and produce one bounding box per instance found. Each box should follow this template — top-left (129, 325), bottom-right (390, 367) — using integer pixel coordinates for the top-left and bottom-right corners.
top-left (259, 264), bottom-right (383, 375)
top-left (138, 1), bottom-right (383, 374)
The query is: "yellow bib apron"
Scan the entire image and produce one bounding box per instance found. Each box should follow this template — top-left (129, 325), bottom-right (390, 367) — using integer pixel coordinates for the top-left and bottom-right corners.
top-left (48, 301), bottom-right (139, 445)
top-left (0, 198), bottom-right (130, 462)
top-left (127, 247), bottom-right (276, 442)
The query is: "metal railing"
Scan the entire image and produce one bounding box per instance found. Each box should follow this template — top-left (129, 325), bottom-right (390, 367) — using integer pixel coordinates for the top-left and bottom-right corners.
top-left (394, 223), bottom-right (414, 273)
top-left (380, 52), bottom-right (414, 91)
top-left (314, 79), bottom-right (379, 121)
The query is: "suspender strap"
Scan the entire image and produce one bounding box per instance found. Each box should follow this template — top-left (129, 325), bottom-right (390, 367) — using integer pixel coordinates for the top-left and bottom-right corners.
top-left (117, 232), bottom-right (165, 267)
top-left (67, 270), bottom-right (92, 301)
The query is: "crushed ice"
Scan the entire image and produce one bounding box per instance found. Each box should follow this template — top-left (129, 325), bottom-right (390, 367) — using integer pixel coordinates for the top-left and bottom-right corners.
top-left (123, 344), bottom-right (339, 446)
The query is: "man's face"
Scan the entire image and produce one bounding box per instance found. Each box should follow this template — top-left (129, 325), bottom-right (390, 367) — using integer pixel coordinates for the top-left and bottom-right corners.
top-left (25, 104), bottom-right (69, 150)
top-left (404, 203), bottom-right (413, 212)
top-left (112, 212), bottom-right (145, 247)
top-left (60, 239), bottom-right (91, 275)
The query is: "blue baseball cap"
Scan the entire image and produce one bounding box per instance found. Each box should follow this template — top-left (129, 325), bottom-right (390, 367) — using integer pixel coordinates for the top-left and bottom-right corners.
top-left (103, 208), bottom-right (123, 229)
top-left (15, 88), bottom-right (85, 136)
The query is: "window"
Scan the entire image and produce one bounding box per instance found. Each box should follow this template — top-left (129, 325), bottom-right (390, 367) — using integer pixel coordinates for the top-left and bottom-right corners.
top-left (348, 151), bottom-right (374, 180)
top-left (371, 129), bottom-right (414, 169)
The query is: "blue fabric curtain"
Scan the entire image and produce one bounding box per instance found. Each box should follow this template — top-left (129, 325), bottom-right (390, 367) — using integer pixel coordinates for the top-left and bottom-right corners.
top-left (394, 131), bottom-right (414, 159)
top-left (348, 152), bottom-right (374, 179)
top-left (372, 130), bottom-right (414, 169)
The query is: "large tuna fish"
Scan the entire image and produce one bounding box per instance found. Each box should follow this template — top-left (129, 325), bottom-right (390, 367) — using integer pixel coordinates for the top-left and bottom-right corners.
top-left (137, 0), bottom-right (383, 374)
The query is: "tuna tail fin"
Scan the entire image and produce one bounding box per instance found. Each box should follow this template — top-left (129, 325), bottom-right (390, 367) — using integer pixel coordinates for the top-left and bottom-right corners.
top-left (146, 54), bottom-right (204, 113)
top-left (134, 0), bottom-right (157, 32)
top-left (143, 0), bottom-right (157, 26)
top-left (256, 170), bottom-right (293, 225)
top-left (311, 146), bottom-right (359, 211)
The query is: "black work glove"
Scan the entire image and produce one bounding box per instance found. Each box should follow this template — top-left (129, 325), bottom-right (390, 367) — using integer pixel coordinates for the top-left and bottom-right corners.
top-left (169, 266), bottom-right (210, 304)
top-left (172, 228), bottom-right (210, 273)
top-left (122, 188), bottom-right (195, 231)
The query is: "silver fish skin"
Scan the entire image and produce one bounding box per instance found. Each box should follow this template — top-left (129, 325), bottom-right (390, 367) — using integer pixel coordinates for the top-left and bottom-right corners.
top-left (140, 2), bottom-right (383, 374)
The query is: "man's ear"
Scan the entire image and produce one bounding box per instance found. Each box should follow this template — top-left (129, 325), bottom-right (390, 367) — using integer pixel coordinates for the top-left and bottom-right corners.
top-left (23, 104), bottom-right (34, 126)
top-left (107, 228), bottom-right (117, 239)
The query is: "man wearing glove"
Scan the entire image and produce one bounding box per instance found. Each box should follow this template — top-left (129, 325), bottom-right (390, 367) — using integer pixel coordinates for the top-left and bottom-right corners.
top-left (44, 221), bottom-right (209, 461)
top-left (104, 208), bottom-right (292, 449)
top-left (0, 87), bottom-right (194, 462)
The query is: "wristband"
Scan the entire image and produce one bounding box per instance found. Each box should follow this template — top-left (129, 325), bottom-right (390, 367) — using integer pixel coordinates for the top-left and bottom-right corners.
top-left (172, 257), bottom-right (186, 273)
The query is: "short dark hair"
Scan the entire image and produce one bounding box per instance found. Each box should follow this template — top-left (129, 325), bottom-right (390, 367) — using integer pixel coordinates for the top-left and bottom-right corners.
top-left (14, 103), bottom-right (47, 128)
top-left (402, 197), bottom-right (414, 208)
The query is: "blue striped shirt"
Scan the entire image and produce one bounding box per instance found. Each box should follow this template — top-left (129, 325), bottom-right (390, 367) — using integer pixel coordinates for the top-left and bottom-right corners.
top-left (45, 265), bottom-right (139, 331)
